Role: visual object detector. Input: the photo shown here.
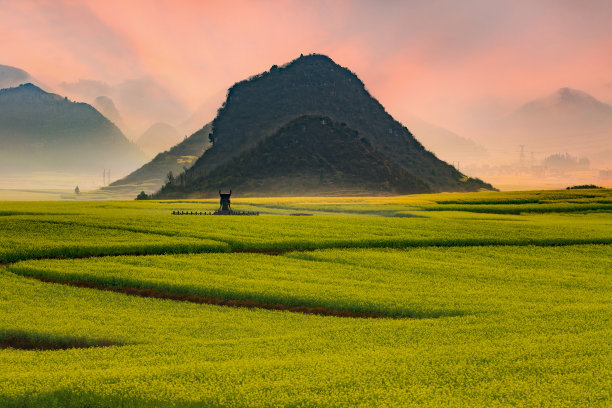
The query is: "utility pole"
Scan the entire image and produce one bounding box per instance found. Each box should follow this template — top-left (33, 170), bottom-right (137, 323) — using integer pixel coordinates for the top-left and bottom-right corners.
top-left (102, 169), bottom-right (106, 186)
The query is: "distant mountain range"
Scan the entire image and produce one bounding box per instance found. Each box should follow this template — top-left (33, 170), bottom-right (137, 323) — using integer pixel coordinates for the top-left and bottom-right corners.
top-left (108, 123), bottom-right (211, 194)
top-left (154, 54), bottom-right (493, 198)
top-left (500, 87), bottom-right (612, 166)
top-left (60, 77), bottom-right (190, 137)
top-left (0, 83), bottom-right (145, 174)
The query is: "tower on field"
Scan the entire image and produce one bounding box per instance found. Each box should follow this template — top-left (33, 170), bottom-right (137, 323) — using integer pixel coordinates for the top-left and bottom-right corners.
top-left (218, 190), bottom-right (231, 214)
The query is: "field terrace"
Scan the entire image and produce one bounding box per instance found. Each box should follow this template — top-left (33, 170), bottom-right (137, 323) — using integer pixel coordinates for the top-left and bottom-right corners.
top-left (0, 189), bottom-right (610, 407)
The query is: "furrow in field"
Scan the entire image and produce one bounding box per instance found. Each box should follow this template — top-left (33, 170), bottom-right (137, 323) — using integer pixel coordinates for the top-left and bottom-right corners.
top-left (7, 251), bottom-right (471, 319)
top-left (23, 275), bottom-right (389, 319)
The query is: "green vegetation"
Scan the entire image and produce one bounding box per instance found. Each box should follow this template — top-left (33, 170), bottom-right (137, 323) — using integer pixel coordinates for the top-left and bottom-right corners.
top-left (160, 116), bottom-right (430, 197)
top-left (0, 330), bottom-right (120, 351)
top-left (0, 189), bottom-right (611, 406)
top-left (0, 216), bottom-right (228, 263)
top-left (567, 184), bottom-right (603, 189)
top-left (246, 188), bottom-right (612, 215)
top-left (0, 189), bottom-right (610, 264)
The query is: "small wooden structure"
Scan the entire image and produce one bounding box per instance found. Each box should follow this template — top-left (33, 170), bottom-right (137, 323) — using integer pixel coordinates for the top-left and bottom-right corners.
top-left (213, 189), bottom-right (258, 215)
top-left (218, 190), bottom-right (232, 214)
top-left (170, 189), bottom-right (258, 216)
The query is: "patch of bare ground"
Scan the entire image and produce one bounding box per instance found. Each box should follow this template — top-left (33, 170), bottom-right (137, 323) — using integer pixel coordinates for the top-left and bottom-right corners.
top-left (0, 332), bottom-right (119, 351)
top-left (28, 276), bottom-right (386, 319)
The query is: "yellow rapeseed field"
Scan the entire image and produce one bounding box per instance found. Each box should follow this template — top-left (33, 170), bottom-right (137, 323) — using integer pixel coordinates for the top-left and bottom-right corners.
top-left (1, 189), bottom-right (611, 407)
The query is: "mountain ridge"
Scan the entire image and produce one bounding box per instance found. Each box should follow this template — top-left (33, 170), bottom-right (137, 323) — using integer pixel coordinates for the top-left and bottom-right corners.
top-left (0, 83), bottom-right (145, 174)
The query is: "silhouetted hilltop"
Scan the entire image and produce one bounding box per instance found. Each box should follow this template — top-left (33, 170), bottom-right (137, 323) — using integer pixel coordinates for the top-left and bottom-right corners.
top-left (110, 123), bottom-right (211, 193)
top-left (0, 65), bottom-right (40, 89)
top-left (153, 54), bottom-right (492, 197)
top-left (155, 116), bottom-right (429, 197)
top-left (0, 83), bottom-right (145, 173)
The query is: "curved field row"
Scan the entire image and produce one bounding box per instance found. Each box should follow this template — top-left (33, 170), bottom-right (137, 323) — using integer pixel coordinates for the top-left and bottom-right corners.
top-left (2, 211), bottom-right (611, 263)
top-left (234, 188), bottom-right (612, 215)
top-left (21, 275), bottom-right (387, 319)
top-left (1, 244), bottom-right (611, 407)
top-left (8, 252), bottom-right (461, 319)
top-left (0, 217), bottom-right (230, 263)
top-left (9, 245), bottom-right (611, 319)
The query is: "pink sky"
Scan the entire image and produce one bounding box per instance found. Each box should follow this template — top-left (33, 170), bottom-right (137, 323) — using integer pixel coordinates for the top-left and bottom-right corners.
top-left (2, 0), bottom-right (612, 134)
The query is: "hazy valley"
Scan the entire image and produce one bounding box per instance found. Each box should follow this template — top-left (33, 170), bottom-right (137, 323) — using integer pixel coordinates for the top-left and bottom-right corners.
top-left (1, 59), bottom-right (610, 198)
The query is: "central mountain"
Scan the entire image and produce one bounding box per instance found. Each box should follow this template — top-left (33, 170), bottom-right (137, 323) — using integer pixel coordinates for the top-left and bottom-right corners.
top-left (155, 54), bottom-right (492, 198)
top-left (157, 115), bottom-right (429, 196)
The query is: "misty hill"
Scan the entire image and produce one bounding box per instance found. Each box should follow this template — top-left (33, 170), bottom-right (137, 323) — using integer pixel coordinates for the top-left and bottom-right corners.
top-left (155, 54), bottom-right (491, 198)
top-left (402, 113), bottom-right (488, 165)
top-left (156, 116), bottom-right (429, 197)
top-left (136, 122), bottom-right (183, 157)
top-left (501, 87), bottom-right (612, 166)
top-left (517, 87), bottom-right (612, 117)
top-left (0, 83), bottom-right (145, 174)
top-left (93, 96), bottom-right (128, 134)
top-left (109, 123), bottom-right (211, 193)
top-left (60, 77), bottom-right (190, 137)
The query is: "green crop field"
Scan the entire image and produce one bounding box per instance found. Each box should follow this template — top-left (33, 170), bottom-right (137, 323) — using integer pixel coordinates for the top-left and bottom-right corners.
top-left (1, 189), bottom-right (611, 407)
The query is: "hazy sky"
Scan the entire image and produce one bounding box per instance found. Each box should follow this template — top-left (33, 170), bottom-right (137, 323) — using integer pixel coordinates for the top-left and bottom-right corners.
top-left (2, 0), bottom-right (612, 134)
